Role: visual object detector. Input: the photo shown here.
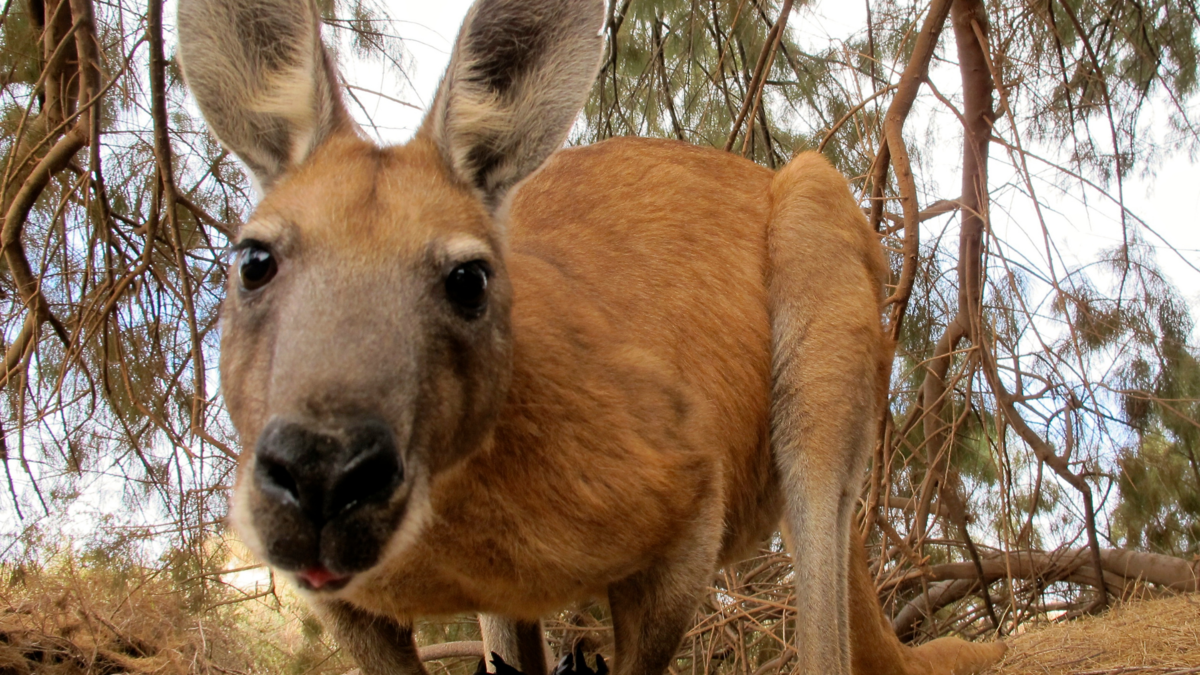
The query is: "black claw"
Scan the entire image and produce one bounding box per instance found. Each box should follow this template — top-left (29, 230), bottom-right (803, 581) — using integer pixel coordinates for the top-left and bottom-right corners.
top-left (548, 647), bottom-right (608, 675)
top-left (489, 653), bottom-right (526, 675)
top-left (573, 645), bottom-right (591, 675)
top-left (552, 652), bottom-right (575, 675)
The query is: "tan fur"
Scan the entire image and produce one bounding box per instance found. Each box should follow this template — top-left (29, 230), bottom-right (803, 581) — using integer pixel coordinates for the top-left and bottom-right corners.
top-left (479, 616), bottom-right (549, 675)
top-left (240, 136), bottom-right (777, 620)
top-left (179, 1), bottom-right (1006, 674)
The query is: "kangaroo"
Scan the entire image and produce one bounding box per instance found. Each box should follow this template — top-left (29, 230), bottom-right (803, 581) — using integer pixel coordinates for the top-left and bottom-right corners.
top-left (177, 0), bottom-right (1005, 674)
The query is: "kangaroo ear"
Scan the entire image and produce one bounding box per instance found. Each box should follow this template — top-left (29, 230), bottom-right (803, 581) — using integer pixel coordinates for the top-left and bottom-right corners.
top-left (177, 0), bottom-right (353, 189)
top-left (422, 0), bottom-right (605, 210)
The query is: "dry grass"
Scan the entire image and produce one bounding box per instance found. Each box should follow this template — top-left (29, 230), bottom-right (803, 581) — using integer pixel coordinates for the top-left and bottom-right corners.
top-left (987, 594), bottom-right (1200, 675)
top-left (0, 562), bottom-right (213, 675)
top-left (0, 555), bottom-right (353, 675)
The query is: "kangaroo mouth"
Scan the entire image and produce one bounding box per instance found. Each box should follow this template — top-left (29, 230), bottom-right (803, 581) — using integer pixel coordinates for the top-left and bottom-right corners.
top-left (250, 487), bottom-right (409, 586)
top-left (297, 565), bottom-right (353, 592)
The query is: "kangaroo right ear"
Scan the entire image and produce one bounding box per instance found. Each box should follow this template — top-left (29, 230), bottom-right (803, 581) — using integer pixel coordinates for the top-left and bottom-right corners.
top-left (421, 0), bottom-right (605, 211)
top-left (177, 0), bottom-right (353, 189)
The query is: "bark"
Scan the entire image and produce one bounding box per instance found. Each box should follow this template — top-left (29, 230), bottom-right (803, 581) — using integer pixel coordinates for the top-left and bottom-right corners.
top-left (1, 0), bottom-right (100, 385)
top-left (861, 4), bottom-right (955, 470)
top-left (951, 0), bottom-right (993, 326)
top-left (916, 0), bottom-right (996, 537)
top-left (904, 0), bottom-right (1000, 630)
top-left (342, 640), bottom-right (486, 675)
top-left (149, 0), bottom-right (208, 438)
top-left (419, 641), bottom-right (485, 661)
top-left (886, 496), bottom-right (949, 519)
top-left (0, 124), bottom-right (84, 385)
top-left (39, 0), bottom-right (75, 127)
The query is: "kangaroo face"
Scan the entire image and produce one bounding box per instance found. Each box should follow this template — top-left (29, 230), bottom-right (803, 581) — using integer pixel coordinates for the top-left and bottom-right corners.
top-left (180, 0), bottom-right (603, 591)
top-left (220, 137), bottom-right (513, 589)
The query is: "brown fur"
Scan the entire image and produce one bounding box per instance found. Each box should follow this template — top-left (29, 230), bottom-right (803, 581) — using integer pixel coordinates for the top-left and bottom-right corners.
top-left (178, 1), bottom-right (1005, 674)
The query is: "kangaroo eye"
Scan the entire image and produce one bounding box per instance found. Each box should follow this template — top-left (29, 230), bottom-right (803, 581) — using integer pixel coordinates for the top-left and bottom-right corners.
top-left (239, 243), bottom-right (277, 291)
top-left (445, 260), bottom-right (489, 318)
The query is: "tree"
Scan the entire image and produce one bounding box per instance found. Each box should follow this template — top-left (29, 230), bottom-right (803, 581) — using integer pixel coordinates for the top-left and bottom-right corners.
top-left (0, 0), bottom-right (1197, 662)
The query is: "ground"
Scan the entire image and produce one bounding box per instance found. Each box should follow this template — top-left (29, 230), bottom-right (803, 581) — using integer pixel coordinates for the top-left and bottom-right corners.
top-left (2, 562), bottom-right (1196, 675)
top-left (986, 594), bottom-right (1200, 675)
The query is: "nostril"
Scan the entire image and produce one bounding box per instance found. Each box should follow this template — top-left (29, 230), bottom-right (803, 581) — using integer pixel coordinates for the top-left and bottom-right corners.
top-left (258, 456), bottom-right (301, 506)
top-left (329, 446), bottom-right (403, 517)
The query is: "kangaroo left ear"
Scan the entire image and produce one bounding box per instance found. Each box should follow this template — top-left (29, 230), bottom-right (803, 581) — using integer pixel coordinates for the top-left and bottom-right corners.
top-left (420, 0), bottom-right (606, 211)
top-left (178, 0), bottom-right (354, 190)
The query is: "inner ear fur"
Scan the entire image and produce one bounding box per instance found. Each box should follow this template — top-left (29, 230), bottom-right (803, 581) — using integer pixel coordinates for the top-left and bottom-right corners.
top-left (421, 0), bottom-right (606, 210)
top-left (177, 0), bottom-right (353, 189)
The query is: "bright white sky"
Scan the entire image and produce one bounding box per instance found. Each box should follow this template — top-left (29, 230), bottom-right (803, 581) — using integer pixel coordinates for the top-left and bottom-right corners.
top-left (336, 0), bottom-right (474, 139)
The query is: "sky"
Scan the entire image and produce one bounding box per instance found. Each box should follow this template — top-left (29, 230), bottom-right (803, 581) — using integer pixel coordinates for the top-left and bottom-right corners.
top-left (334, 0), bottom-right (475, 139)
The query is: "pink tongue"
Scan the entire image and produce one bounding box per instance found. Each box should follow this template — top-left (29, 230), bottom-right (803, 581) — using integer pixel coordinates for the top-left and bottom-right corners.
top-left (298, 566), bottom-right (342, 589)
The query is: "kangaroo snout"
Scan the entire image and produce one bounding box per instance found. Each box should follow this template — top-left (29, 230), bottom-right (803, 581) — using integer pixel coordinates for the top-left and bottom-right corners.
top-left (255, 417), bottom-right (403, 520)
top-left (249, 416), bottom-right (407, 588)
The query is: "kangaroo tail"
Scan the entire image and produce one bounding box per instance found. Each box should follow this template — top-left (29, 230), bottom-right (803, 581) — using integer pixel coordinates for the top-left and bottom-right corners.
top-left (849, 533), bottom-right (1006, 675)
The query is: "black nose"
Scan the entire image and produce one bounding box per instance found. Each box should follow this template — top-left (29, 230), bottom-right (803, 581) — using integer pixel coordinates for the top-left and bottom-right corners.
top-left (254, 418), bottom-right (403, 523)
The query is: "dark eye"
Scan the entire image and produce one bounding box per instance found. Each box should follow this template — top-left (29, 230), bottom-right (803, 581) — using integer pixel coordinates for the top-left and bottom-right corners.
top-left (238, 243), bottom-right (277, 291)
top-left (445, 260), bottom-right (489, 318)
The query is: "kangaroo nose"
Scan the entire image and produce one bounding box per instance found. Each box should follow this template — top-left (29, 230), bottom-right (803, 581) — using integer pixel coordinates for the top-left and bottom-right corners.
top-left (254, 418), bottom-right (404, 523)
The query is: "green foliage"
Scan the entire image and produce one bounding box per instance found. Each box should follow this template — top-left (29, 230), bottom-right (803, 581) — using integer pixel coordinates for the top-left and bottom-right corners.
top-left (1009, 0), bottom-right (1200, 171)
top-left (581, 0), bottom-right (837, 167)
top-left (1038, 245), bottom-right (1200, 555)
top-left (0, 8), bottom-right (41, 90)
top-left (1114, 432), bottom-right (1200, 555)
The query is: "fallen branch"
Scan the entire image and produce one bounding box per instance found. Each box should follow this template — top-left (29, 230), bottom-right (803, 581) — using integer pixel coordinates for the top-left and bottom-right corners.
top-left (342, 639), bottom-right (485, 675)
top-left (891, 548), bottom-right (1200, 640)
top-left (419, 641), bottom-right (485, 661)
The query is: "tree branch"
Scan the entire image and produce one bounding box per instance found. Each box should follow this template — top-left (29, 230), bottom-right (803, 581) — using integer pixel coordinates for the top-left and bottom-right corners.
top-left (723, 0), bottom-right (792, 153)
top-left (891, 547), bottom-right (1199, 640)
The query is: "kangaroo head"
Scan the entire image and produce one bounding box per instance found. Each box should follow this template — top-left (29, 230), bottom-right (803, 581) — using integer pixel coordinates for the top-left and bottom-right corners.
top-left (179, 0), bottom-right (604, 590)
